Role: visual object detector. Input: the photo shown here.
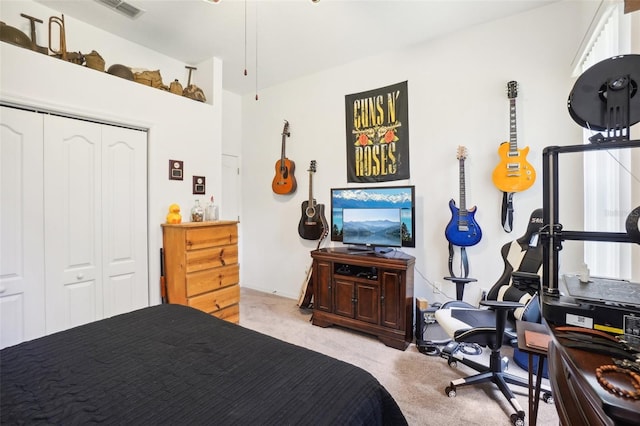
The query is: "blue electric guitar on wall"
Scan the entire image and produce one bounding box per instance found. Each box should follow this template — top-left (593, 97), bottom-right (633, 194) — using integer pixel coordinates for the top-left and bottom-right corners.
top-left (445, 146), bottom-right (482, 247)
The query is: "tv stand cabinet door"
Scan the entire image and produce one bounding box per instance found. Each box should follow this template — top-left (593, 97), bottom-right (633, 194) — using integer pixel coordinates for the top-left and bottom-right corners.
top-left (334, 278), bottom-right (355, 317)
top-left (355, 282), bottom-right (379, 324)
top-left (313, 259), bottom-right (332, 312)
top-left (381, 271), bottom-right (402, 329)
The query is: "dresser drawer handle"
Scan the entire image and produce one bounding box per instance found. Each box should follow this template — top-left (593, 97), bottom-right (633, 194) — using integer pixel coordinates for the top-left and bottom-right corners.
top-left (219, 248), bottom-right (226, 266)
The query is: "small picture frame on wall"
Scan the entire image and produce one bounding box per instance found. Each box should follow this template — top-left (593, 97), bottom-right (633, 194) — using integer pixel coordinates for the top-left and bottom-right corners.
top-left (193, 176), bottom-right (206, 194)
top-left (169, 160), bottom-right (184, 180)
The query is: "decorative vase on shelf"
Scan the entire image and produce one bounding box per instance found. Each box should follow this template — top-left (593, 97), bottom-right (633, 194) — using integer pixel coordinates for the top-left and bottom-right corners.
top-left (205, 195), bottom-right (219, 221)
top-left (191, 200), bottom-right (204, 222)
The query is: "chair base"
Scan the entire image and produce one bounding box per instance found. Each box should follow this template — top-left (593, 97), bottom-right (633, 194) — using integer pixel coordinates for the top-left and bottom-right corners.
top-left (441, 344), bottom-right (552, 426)
top-left (445, 371), bottom-right (527, 425)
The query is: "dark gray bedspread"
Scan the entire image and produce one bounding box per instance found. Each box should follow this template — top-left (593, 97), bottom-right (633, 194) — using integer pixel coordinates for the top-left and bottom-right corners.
top-left (1, 304), bottom-right (407, 425)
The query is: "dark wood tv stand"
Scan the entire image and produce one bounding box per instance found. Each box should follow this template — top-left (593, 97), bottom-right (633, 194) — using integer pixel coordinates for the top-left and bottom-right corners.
top-left (310, 247), bottom-right (415, 350)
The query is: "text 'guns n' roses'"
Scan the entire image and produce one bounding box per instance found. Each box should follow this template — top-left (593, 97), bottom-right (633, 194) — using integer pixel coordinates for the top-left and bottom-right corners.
top-left (352, 89), bottom-right (401, 177)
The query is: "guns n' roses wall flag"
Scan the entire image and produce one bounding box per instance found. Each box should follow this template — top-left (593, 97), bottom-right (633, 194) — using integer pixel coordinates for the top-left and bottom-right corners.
top-left (345, 81), bottom-right (410, 183)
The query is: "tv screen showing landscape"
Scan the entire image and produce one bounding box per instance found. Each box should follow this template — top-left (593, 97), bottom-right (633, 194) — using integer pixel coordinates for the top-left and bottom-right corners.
top-left (330, 186), bottom-right (415, 248)
top-left (342, 208), bottom-right (402, 248)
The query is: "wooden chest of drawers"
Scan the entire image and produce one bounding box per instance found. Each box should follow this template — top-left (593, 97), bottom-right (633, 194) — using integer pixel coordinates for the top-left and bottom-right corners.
top-left (162, 221), bottom-right (240, 323)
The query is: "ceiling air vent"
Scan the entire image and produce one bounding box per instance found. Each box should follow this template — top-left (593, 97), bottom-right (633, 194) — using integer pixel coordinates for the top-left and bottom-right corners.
top-left (94, 0), bottom-right (145, 19)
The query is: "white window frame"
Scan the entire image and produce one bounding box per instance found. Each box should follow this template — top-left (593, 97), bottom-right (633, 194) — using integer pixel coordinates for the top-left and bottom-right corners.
top-left (575, 2), bottom-right (632, 279)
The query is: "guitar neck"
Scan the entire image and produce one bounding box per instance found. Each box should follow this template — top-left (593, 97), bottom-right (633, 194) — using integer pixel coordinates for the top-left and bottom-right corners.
top-left (280, 137), bottom-right (286, 168)
top-left (280, 121), bottom-right (289, 169)
top-left (509, 97), bottom-right (518, 153)
top-left (459, 158), bottom-right (467, 214)
top-left (308, 171), bottom-right (314, 205)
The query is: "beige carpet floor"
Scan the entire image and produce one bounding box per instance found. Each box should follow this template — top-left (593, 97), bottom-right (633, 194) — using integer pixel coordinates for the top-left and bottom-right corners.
top-left (239, 288), bottom-right (559, 426)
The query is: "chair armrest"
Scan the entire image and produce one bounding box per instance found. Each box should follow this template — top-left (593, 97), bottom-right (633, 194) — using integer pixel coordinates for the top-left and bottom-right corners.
top-left (480, 300), bottom-right (524, 310)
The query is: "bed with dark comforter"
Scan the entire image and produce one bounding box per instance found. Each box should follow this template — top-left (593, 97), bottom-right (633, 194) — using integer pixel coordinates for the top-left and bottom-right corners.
top-left (1, 304), bottom-right (406, 425)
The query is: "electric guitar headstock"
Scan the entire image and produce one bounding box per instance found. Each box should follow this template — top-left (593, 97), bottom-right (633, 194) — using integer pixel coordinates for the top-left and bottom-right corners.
top-left (507, 80), bottom-right (518, 99)
top-left (456, 145), bottom-right (468, 161)
top-left (308, 160), bottom-right (317, 173)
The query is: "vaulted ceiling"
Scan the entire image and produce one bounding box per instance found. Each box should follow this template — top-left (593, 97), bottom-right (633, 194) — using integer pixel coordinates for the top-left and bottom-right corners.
top-left (35, 0), bottom-right (561, 95)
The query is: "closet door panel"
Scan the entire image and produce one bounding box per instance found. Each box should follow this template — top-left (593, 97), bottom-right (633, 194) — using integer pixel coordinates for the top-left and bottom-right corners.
top-left (44, 114), bottom-right (102, 334)
top-left (0, 107), bottom-right (45, 348)
top-left (102, 125), bottom-right (148, 317)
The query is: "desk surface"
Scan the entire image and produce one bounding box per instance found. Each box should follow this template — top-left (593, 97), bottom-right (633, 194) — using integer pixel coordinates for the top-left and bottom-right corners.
top-left (547, 326), bottom-right (640, 425)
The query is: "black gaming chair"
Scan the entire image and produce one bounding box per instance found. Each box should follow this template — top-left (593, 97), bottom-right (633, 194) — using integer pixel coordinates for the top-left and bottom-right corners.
top-left (434, 208), bottom-right (552, 425)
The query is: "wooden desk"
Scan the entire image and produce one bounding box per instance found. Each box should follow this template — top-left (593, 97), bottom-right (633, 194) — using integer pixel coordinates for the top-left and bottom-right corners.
top-left (547, 326), bottom-right (640, 425)
top-left (516, 321), bottom-right (552, 426)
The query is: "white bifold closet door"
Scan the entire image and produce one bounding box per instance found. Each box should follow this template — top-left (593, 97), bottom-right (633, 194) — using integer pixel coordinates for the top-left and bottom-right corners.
top-left (44, 114), bottom-right (148, 335)
top-left (0, 107), bottom-right (149, 348)
top-left (0, 106), bottom-right (46, 347)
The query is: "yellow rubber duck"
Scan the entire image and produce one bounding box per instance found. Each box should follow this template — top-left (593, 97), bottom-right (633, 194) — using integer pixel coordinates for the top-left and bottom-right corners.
top-left (166, 203), bottom-right (182, 224)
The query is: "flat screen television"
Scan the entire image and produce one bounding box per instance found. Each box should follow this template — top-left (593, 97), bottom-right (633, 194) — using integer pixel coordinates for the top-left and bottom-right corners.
top-left (342, 208), bottom-right (403, 248)
top-left (330, 185), bottom-right (415, 248)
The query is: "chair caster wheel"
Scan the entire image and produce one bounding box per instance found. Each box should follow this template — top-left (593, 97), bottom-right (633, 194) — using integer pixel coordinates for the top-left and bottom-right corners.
top-left (445, 385), bottom-right (456, 398)
top-left (447, 359), bottom-right (457, 368)
top-left (510, 413), bottom-right (525, 426)
top-left (543, 392), bottom-right (554, 404)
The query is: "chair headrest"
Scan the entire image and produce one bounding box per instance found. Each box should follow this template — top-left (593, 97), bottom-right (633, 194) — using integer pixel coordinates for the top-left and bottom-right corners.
top-left (519, 208), bottom-right (544, 245)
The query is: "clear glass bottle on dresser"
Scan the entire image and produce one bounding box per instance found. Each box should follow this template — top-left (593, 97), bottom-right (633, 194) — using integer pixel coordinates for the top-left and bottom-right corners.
top-left (205, 196), bottom-right (218, 221)
top-left (191, 200), bottom-right (204, 222)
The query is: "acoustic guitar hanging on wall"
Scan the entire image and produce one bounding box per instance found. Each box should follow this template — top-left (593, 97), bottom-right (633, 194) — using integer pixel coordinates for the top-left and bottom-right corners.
top-left (492, 81), bottom-right (536, 193)
top-left (298, 160), bottom-right (327, 240)
top-left (297, 167), bottom-right (329, 309)
top-left (272, 120), bottom-right (297, 195)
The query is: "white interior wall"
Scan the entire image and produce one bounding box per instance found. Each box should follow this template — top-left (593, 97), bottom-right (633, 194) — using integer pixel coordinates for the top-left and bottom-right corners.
top-left (3, 0), bottom-right (635, 308)
top-left (239, 1), bottom-right (599, 304)
top-left (1, 1), bottom-right (224, 307)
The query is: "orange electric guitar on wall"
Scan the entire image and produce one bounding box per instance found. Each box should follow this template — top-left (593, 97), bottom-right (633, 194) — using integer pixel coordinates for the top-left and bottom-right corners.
top-left (272, 120), bottom-right (297, 195)
top-left (492, 81), bottom-right (536, 193)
